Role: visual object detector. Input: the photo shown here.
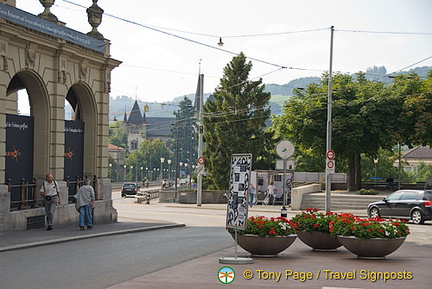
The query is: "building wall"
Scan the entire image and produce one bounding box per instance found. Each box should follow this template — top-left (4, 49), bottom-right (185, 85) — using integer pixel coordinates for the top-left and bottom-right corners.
top-left (0, 7), bottom-right (121, 230)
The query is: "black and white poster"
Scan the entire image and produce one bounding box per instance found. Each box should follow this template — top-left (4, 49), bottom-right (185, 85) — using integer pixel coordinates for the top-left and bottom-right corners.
top-left (226, 153), bottom-right (252, 230)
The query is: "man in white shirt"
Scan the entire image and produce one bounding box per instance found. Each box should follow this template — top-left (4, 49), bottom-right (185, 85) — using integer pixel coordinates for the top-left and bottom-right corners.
top-left (40, 173), bottom-right (61, 231)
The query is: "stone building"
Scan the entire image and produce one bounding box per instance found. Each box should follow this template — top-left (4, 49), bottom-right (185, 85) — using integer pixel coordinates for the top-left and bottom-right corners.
top-left (0, 0), bottom-right (121, 230)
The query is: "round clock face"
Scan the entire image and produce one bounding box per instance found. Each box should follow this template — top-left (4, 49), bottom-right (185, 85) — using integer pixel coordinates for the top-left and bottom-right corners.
top-left (276, 140), bottom-right (295, 159)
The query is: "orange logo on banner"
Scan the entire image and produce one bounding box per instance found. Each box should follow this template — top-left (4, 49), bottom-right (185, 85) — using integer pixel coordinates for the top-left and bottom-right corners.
top-left (5, 146), bottom-right (20, 162)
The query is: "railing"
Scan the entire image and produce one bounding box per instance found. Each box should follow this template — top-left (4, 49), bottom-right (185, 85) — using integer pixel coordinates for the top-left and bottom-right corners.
top-left (65, 175), bottom-right (97, 203)
top-left (7, 178), bottom-right (38, 210)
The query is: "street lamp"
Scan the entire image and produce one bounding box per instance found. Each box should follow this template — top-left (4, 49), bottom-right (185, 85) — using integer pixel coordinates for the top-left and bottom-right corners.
top-left (167, 159), bottom-right (172, 181)
top-left (179, 162), bottom-right (183, 179)
top-left (130, 166), bottom-right (133, 182)
top-left (373, 158), bottom-right (379, 180)
top-left (109, 163), bottom-right (112, 181)
top-left (140, 166), bottom-right (143, 182)
top-left (160, 157), bottom-right (165, 180)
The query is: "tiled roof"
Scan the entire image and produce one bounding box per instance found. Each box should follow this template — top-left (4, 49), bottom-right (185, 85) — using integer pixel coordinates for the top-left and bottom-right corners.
top-left (127, 100), bottom-right (144, 125)
top-left (402, 146), bottom-right (432, 160)
top-left (146, 117), bottom-right (176, 137)
top-left (108, 144), bottom-right (125, 151)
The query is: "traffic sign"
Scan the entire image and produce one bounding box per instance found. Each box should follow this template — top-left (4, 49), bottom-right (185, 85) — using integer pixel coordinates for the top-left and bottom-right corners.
top-left (276, 140), bottom-right (295, 159)
top-left (197, 157), bottom-right (204, 165)
top-left (326, 160), bottom-right (335, 173)
top-left (326, 149), bottom-right (335, 160)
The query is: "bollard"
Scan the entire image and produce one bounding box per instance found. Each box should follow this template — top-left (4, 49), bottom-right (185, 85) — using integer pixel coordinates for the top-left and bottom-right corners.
top-left (281, 206), bottom-right (287, 218)
top-left (145, 191), bottom-right (150, 204)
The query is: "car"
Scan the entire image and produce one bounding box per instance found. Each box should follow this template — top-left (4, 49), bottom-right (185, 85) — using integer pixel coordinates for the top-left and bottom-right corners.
top-left (121, 182), bottom-right (139, 197)
top-left (367, 190), bottom-right (432, 224)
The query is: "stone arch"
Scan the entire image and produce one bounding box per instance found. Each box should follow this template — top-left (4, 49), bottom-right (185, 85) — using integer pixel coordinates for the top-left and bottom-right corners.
top-left (6, 70), bottom-right (50, 179)
top-left (66, 82), bottom-right (97, 176)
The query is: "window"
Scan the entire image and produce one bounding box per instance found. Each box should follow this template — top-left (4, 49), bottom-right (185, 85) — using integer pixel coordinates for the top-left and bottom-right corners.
top-left (130, 140), bottom-right (138, 150)
top-left (386, 191), bottom-right (403, 201)
top-left (400, 191), bottom-right (419, 200)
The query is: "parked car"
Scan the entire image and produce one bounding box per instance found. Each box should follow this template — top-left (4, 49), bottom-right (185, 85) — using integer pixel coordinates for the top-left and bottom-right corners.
top-left (121, 182), bottom-right (139, 197)
top-left (367, 190), bottom-right (432, 224)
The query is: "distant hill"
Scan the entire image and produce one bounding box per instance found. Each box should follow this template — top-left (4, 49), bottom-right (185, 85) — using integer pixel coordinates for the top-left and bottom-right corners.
top-left (110, 66), bottom-right (431, 120)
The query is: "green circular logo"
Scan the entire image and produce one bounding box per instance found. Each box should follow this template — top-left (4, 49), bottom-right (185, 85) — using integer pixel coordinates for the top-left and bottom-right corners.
top-left (218, 266), bottom-right (235, 284)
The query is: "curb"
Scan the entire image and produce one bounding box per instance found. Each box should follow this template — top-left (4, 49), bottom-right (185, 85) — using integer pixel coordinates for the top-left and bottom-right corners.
top-left (0, 223), bottom-right (185, 253)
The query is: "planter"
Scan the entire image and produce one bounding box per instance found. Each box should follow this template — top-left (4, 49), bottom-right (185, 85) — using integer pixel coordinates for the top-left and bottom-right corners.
top-left (296, 231), bottom-right (342, 251)
top-left (232, 234), bottom-right (297, 257)
top-left (337, 236), bottom-right (406, 259)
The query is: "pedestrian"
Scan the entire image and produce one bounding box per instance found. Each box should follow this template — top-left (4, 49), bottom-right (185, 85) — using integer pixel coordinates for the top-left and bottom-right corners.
top-left (74, 179), bottom-right (95, 230)
top-left (40, 173), bottom-right (61, 231)
top-left (266, 181), bottom-right (277, 206)
top-left (249, 183), bottom-right (256, 207)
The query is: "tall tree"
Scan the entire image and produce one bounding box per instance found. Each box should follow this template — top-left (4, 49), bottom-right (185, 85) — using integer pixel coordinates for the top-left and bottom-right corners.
top-left (203, 52), bottom-right (271, 190)
top-left (272, 72), bottom-right (402, 191)
top-left (170, 97), bottom-right (197, 176)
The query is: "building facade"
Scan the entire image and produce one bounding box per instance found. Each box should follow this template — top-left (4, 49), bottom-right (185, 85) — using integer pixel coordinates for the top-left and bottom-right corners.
top-left (0, 1), bottom-right (121, 230)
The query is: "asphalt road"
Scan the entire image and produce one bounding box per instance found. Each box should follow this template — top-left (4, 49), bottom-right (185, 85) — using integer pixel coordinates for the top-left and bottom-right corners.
top-left (0, 226), bottom-right (232, 289)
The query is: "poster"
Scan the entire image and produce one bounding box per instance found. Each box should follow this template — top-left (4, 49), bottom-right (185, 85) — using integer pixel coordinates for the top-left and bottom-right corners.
top-left (226, 153), bottom-right (252, 230)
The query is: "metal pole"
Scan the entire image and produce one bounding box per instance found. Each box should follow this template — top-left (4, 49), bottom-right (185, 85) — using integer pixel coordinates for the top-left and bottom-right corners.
top-left (281, 159), bottom-right (287, 217)
top-left (325, 26), bottom-right (334, 212)
top-left (197, 74), bottom-right (204, 206)
top-left (174, 113), bottom-right (179, 201)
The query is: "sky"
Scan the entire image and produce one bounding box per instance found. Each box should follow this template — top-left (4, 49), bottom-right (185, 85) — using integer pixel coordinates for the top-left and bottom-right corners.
top-left (16, 0), bottom-right (432, 104)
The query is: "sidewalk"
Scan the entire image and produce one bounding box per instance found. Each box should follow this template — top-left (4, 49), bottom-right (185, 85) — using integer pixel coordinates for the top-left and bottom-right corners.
top-left (0, 220), bottom-right (184, 253)
top-left (1, 203), bottom-right (431, 289)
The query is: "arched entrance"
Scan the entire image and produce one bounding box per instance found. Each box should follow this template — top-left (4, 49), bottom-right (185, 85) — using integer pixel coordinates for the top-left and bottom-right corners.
top-left (64, 83), bottom-right (97, 202)
top-left (0, 1), bottom-right (121, 231)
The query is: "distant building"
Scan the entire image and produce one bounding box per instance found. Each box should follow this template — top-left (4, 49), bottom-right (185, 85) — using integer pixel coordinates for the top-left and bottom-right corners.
top-left (123, 100), bottom-right (175, 150)
top-left (397, 146), bottom-right (432, 172)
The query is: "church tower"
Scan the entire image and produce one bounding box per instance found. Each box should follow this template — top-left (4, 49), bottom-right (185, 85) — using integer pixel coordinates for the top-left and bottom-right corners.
top-left (125, 100), bottom-right (147, 150)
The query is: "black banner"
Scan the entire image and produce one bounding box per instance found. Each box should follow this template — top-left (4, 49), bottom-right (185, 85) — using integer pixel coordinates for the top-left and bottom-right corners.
top-left (64, 120), bottom-right (84, 182)
top-left (5, 114), bottom-right (34, 208)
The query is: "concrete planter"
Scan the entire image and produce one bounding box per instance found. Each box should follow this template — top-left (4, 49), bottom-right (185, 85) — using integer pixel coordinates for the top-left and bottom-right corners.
top-left (232, 234), bottom-right (297, 258)
top-left (337, 236), bottom-right (406, 259)
top-left (296, 231), bottom-right (342, 251)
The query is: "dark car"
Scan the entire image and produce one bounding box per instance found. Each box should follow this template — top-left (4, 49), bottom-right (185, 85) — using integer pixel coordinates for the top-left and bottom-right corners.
top-left (367, 190), bottom-right (432, 224)
top-left (121, 182), bottom-right (139, 197)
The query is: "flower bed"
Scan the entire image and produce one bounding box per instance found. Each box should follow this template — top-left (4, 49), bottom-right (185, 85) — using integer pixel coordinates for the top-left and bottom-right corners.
top-left (330, 213), bottom-right (410, 239)
top-left (228, 216), bottom-right (296, 236)
top-left (291, 208), bottom-right (339, 233)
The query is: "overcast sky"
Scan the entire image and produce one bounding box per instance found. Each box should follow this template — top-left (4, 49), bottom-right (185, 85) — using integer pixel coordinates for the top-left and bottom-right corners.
top-left (17, 0), bottom-right (432, 103)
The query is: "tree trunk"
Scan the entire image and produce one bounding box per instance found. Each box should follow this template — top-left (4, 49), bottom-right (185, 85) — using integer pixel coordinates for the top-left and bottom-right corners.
top-left (355, 154), bottom-right (362, 191)
top-left (347, 154), bottom-right (362, 192)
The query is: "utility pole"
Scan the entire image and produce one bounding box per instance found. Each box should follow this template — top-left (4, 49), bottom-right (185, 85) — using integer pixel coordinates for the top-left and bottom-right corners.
top-left (197, 73), bottom-right (204, 206)
top-left (325, 26), bottom-right (334, 212)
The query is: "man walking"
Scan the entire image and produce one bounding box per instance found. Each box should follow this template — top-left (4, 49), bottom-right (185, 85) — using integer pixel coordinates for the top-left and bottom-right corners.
top-left (40, 173), bottom-right (61, 231)
top-left (74, 179), bottom-right (95, 230)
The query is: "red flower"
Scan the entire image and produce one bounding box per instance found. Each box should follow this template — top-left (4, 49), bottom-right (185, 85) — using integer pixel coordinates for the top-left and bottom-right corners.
top-left (313, 224), bottom-right (319, 228)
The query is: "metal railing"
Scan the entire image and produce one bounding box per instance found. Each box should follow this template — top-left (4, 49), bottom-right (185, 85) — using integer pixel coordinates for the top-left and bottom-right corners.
top-left (65, 175), bottom-right (97, 203)
top-left (7, 178), bottom-right (38, 210)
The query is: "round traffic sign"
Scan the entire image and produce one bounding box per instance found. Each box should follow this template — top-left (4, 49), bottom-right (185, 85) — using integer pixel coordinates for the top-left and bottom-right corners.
top-left (327, 160), bottom-right (335, 169)
top-left (326, 149), bottom-right (335, 160)
top-left (276, 140), bottom-right (295, 159)
top-left (197, 157), bottom-right (204, 165)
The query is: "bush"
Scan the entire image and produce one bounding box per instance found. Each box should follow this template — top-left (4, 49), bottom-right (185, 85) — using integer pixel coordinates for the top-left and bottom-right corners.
top-left (358, 189), bottom-right (379, 195)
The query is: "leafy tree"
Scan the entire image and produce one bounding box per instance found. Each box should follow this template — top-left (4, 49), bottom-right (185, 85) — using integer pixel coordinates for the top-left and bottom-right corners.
top-left (203, 52), bottom-right (272, 190)
top-left (109, 121), bottom-right (128, 149)
top-left (272, 72), bottom-right (402, 191)
top-left (125, 139), bottom-right (172, 182)
top-left (393, 71), bottom-right (432, 146)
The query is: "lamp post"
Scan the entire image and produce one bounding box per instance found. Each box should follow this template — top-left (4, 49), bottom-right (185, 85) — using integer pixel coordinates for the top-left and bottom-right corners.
top-left (140, 166), bottom-right (143, 182)
top-left (179, 162), bottom-right (183, 180)
top-left (167, 159), bottom-right (172, 181)
top-left (130, 166), bottom-right (133, 182)
top-left (109, 163), bottom-right (112, 181)
top-left (373, 158), bottom-right (379, 180)
top-left (160, 157), bottom-right (165, 180)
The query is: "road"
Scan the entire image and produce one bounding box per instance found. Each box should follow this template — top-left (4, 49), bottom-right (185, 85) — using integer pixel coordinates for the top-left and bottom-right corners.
top-left (0, 189), bottom-right (234, 289)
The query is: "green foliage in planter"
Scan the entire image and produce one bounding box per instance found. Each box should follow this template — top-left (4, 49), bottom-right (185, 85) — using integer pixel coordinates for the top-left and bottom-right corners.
top-left (358, 189), bottom-right (379, 195)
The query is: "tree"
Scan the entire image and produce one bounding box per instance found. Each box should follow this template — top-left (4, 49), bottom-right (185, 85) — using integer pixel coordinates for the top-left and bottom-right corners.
top-left (109, 121), bottom-right (128, 149)
top-left (170, 97), bottom-right (197, 175)
top-left (272, 72), bottom-right (402, 191)
top-left (203, 52), bottom-right (272, 190)
top-left (125, 139), bottom-right (172, 182)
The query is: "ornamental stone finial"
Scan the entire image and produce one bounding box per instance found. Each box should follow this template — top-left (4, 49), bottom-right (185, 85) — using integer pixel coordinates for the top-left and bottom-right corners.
top-left (87, 0), bottom-right (104, 40)
top-left (38, 0), bottom-right (59, 23)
